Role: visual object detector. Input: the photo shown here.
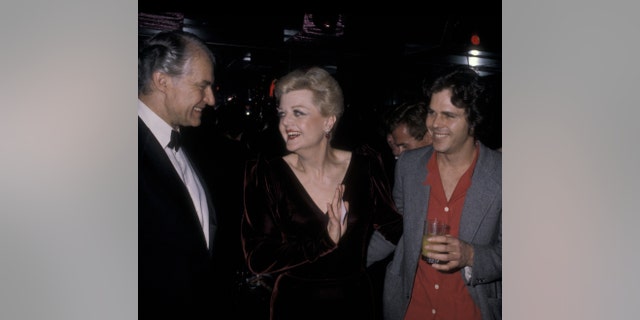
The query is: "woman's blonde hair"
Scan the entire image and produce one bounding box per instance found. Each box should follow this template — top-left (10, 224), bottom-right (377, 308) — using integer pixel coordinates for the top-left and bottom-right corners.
top-left (274, 66), bottom-right (344, 122)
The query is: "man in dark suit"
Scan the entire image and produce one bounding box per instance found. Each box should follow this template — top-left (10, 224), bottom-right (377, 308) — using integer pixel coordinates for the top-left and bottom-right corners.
top-left (138, 30), bottom-right (220, 319)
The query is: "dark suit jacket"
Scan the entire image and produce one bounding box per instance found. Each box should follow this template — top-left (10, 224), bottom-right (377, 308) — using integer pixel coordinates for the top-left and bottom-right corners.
top-left (138, 117), bottom-right (219, 319)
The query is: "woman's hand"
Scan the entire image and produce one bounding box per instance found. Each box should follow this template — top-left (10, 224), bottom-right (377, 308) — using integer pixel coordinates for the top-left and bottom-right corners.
top-left (326, 184), bottom-right (348, 244)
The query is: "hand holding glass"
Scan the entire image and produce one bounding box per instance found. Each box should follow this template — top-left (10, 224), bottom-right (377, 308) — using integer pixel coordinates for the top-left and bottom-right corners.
top-left (421, 219), bottom-right (450, 264)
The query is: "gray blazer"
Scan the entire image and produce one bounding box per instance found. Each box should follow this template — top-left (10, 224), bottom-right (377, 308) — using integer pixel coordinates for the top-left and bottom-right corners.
top-left (381, 142), bottom-right (502, 320)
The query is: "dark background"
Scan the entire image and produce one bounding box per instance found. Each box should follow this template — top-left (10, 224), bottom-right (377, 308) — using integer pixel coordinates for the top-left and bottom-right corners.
top-left (138, 12), bottom-right (502, 153)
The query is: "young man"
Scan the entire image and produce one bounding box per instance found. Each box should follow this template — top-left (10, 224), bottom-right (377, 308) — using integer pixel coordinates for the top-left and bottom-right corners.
top-left (382, 67), bottom-right (502, 320)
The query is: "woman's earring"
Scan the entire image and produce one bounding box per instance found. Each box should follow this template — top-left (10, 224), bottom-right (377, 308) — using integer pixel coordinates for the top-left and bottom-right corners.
top-left (325, 131), bottom-right (331, 139)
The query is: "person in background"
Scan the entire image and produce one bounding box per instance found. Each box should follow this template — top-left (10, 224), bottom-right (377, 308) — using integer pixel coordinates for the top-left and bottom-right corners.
top-left (241, 66), bottom-right (403, 320)
top-left (386, 132), bottom-right (402, 160)
top-left (382, 66), bottom-right (502, 320)
top-left (368, 100), bottom-right (434, 319)
top-left (138, 30), bottom-right (223, 319)
top-left (386, 101), bottom-right (433, 158)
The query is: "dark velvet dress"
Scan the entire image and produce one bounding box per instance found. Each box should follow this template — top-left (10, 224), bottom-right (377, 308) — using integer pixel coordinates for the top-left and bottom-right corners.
top-left (241, 145), bottom-right (403, 320)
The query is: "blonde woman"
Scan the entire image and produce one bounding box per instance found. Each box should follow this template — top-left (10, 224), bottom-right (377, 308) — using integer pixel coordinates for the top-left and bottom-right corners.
top-left (241, 66), bottom-right (402, 320)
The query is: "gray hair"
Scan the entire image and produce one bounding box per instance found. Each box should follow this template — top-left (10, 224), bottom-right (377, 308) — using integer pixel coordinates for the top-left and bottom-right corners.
top-left (138, 30), bottom-right (216, 95)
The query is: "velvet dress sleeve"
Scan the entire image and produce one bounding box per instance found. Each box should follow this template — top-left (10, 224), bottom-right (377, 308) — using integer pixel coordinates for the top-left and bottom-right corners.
top-left (360, 145), bottom-right (403, 245)
top-left (240, 156), bottom-right (337, 275)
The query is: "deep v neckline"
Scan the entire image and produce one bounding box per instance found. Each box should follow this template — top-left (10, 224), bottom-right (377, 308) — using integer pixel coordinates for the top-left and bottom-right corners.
top-left (278, 156), bottom-right (353, 214)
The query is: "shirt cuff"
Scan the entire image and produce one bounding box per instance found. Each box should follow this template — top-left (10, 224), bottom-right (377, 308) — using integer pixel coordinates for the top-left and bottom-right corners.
top-left (464, 266), bottom-right (473, 281)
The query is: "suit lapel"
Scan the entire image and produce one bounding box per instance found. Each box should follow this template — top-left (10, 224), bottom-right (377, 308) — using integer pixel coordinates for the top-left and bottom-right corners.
top-left (406, 149), bottom-right (431, 264)
top-left (459, 144), bottom-right (500, 241)
top-left (139, 118), bottom-right (189, 195)
top-left (139, 118), bottom-right (211, 251)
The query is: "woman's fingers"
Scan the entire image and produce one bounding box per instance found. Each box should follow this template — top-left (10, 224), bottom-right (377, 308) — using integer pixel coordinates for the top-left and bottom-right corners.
top-left (326, 184), bottom-right (348, 241)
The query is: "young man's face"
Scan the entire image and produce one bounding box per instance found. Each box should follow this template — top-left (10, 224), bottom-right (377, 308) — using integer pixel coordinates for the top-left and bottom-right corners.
top-left (427, 88), bottom-right (474, 155)
top-left (391, 123), bottom-right (431, 157)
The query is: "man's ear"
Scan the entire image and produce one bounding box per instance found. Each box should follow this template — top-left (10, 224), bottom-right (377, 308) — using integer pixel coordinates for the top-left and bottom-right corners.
top-left (152, 71), bottom-right (169, 93)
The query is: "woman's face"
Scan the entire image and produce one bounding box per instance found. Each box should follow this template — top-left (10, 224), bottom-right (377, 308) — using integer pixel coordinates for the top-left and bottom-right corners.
top-left (276, 89), bottom-right (331, 153)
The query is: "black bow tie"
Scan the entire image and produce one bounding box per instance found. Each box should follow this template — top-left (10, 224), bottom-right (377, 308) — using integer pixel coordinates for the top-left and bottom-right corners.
top-left (167, 130), bottom-right (182, 151)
